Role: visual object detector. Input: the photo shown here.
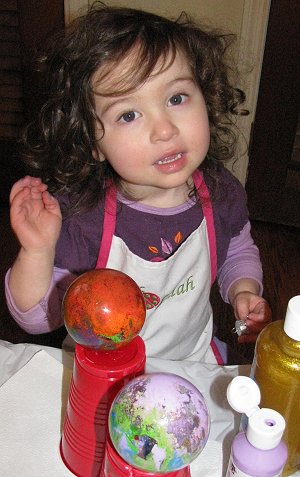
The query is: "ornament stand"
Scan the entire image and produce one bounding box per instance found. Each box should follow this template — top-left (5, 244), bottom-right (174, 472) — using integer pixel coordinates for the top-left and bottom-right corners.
top-left (60, 337), bottom-right (146, 477)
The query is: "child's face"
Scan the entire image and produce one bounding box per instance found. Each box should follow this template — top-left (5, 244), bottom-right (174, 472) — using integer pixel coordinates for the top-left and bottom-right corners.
top-left (93, 50), bottom-right (210, 205)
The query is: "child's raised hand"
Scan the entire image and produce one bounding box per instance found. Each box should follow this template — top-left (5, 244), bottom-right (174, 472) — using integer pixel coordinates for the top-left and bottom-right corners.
top-left (10, 176), bottom-right (62, 253)
top-left (233, 292), bottom-right (272, 343)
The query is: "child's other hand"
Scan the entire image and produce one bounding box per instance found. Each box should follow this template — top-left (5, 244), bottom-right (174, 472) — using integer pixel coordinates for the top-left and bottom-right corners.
top-left (233, 292), bottom-right (272, 343)
top-left (10, 176), bottom-right (62, 253)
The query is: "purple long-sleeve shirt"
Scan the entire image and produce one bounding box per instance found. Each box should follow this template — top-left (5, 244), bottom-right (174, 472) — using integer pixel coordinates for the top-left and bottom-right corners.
top-left (5, 167), bottom-right (263, 334)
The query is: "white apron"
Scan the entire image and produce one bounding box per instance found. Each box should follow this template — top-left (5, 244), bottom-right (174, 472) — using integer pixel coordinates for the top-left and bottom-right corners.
top-left (96, 170), bottom-right (222, 364)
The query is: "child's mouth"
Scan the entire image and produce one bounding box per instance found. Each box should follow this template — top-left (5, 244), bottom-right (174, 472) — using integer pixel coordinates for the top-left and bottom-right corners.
top-left (156, 153), bottom-right (183, 165)
top-left (154, 152), bottom-right (187, 174)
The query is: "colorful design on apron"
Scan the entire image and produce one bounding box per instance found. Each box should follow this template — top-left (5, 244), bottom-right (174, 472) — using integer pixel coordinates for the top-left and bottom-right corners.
top-left (96, 170), bottom-right (222, 364)
top-left (148, 230), bottom-right (183, 261)
top-left (141, 290), bottom-right (161, 309)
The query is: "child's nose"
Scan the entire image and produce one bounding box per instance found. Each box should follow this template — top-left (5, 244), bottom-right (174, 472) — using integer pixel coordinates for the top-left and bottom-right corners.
top-left (150, 115), bottom-right (179, 143)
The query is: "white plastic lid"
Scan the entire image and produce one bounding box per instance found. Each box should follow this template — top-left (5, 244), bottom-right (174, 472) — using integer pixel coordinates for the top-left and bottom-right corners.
top-left (227, 377), bottom-right (286, 450)
top-left (227, 376), bottom-right (260, 416)
top-left (284, 295), bottom-right (300, 341)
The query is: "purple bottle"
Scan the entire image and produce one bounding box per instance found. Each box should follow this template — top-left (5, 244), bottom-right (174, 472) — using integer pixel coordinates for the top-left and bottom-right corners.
top-left (226, 376), bottom-right (288, 477)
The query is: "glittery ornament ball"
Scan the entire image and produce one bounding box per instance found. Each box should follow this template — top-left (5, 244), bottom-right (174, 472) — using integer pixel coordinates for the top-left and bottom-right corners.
top-left (109, 372), bottom-right (210, 473)
top-left (63, 269), bottom-right (146, 349)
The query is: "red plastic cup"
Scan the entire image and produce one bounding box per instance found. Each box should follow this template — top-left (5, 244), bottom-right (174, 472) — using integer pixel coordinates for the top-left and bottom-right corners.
top-left (60, 336), bottom-right (146, 477)
top-left (100, 438), bottom-right (191, 477)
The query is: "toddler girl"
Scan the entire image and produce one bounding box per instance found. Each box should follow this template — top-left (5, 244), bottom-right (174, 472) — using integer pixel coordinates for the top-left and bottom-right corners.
top-left (6, 4), bottom-right (271, 363)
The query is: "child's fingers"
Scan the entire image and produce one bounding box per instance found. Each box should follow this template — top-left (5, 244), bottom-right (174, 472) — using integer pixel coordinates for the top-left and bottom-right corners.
top-left (27, 178), bottom-right (48, 197)
top-left (235, 300), bottom-right (249, 320)
top-left (10, 177), bottom-right (29, 204)
top-left (238, 320), bottom-right (270, 343)
top-left (234, 299), bottom-right (272, 344)
top-left (10, 186), bottom-right (32, 212)
top-left (243, 302), bottom-right (271, 334)
top-left (9, 176), bottom-right (46, 204)
top-left (248, 300), bottom-right (272, 324)
top-left (42, 191), bottom-right (62, 215)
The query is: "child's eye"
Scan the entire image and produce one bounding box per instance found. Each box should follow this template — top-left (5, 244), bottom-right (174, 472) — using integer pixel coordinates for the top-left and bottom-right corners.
top-left (118, 111), bottom-right (140, 123)
top-left (168, 94), bottom-right (187, 106)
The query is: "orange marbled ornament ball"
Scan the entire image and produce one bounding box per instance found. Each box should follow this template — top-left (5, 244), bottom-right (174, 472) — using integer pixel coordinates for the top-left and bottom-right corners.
top-left (63, 269), bottom-right (146, 349)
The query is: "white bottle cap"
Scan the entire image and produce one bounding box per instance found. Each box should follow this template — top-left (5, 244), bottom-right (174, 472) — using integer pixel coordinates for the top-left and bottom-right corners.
top-left (227, 376), bottom-right (286, 450)
top-left (284, 295), bottom-right (300, 341)
top-left (247, 408), bottom-right (286, 450)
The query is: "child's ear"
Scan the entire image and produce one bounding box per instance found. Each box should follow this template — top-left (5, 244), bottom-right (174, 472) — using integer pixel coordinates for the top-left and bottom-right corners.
top-left (92, 148), bottom-right (106, 162)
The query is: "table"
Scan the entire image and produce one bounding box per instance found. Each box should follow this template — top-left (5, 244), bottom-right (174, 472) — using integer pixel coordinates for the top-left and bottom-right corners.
top-left (0, 339), bottom-right (296, 477)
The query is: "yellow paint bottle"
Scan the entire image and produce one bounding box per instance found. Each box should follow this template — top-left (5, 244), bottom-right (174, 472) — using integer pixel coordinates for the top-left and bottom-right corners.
top-left (252, 296), bottom-right (300, 476)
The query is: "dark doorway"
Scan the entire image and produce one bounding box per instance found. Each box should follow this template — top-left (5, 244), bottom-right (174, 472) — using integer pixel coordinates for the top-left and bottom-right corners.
top-left (0, 0), bottom-right (64, 205)
top-left (246, 0), bottom-right (300, 227)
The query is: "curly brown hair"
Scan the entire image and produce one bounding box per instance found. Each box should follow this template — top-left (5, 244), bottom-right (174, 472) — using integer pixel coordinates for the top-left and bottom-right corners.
top-left (22, 2), bottom-right (247, 212)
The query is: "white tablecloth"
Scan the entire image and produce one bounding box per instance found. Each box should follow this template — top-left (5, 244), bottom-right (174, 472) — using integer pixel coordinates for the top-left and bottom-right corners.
top-left (0, 340), bottom-right (254, 477)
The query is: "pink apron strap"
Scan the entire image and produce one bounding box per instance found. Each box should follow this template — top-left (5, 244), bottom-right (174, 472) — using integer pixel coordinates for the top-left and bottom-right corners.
top-left (96, 172), bottom-right (223, 364)
top-left (210, 339), bottom-right (225, 365)
top-left (193, 170), bottom-right (217, 284)
top-left (193, 171), bottom-right (224, 365)
top-left (96, 185), bottom-right (117, 269)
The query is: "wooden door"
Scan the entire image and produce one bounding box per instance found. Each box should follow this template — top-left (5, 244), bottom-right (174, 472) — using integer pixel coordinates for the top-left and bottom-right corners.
top-left (0, 0), bottom-right (64, 205)
top-left (246, 0), bottom-right (300, 227)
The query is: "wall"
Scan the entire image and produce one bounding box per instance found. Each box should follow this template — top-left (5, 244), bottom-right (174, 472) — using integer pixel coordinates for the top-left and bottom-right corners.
top-left (66, 0), bottom-right (244, 32)
top-left (65, 0), bottom-right (270, 184)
